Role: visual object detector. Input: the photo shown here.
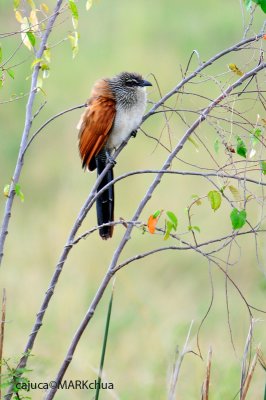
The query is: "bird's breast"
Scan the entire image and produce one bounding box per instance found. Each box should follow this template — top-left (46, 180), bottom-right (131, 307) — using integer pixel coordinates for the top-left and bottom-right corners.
top-left (106, 93), bottom-right (147, 150)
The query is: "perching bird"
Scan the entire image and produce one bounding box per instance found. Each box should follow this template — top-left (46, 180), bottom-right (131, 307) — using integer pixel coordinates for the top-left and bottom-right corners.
top-left (77, 71), bottom-right (152, 239)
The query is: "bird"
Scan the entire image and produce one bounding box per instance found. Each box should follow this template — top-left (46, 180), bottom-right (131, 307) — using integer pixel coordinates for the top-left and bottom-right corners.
top-left (77, 71), bottom-right (152, 239)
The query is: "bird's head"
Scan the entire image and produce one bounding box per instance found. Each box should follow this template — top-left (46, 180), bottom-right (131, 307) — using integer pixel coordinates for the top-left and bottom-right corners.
top-left (111, 72), bottom-right (152, 91)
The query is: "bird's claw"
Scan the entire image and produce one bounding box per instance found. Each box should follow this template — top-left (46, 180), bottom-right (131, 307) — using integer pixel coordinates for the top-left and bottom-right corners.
top-left (106, 152), bottom-right (116, 166)
top-left (131, 129), bottom-right (137, 138)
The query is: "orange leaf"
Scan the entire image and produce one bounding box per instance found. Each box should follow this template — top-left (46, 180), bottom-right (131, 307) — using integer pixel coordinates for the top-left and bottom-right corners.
top-left (263, 34), bottom-right (266, 40)
top-left (147, 215), bottom-right (159, 234)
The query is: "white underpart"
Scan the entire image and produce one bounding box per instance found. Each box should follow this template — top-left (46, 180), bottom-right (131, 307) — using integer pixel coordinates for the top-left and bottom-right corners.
top-left (106, 87), bottom-right (147, 151)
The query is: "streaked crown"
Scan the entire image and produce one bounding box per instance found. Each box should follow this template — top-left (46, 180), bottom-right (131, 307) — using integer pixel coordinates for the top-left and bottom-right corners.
top-left (110, 72), bottom-right (152, 89)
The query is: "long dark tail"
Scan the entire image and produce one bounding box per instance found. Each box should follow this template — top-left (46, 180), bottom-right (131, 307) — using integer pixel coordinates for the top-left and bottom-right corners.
top-left (95, 151), bottom-right (114, 240)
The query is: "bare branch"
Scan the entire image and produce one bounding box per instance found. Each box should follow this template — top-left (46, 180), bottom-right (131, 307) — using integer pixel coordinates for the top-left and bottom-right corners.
top-left (0, 0), bottom-right (65, 266)
top-left (168, 321), bottom-right (194, 400)
top-left (201, 347), bottom-right (212, 400)
top-left (0, 289), bottom-right (7, 400)
top-left (3, 30), bottom-right (264, 399)
top-left (23, 103), bottom-right (86, 155)
top-left (44, 59), bottom-right (266, 400)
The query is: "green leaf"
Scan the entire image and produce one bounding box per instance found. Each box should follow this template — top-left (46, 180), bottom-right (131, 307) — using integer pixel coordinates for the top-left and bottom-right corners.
top-left (188, 225), bottom-right (200, 233)
top-left (41, 63), bottom-right (49, 71)
top-left (252, 0), bottom-right (266, 12)
top-left (15, 184), bottom-right (24, 202)
top-left (164, 220), bottom-right (173, 240)
top-left (153, 210), bottom-right (161, 219)
top-left (261, 1), bottom-right (266, 12)
top-left (7, 69), bottom-right (15, 79)
top-left (166, 211), bottom-right (178, 230)
top-left (13, 0), bottom-right (20, 9)
top-left (42, 64), bottom-right (50, 79)
top-left (230, 208), bottom-right (247, 230)
top-left (69, 0), bottom-right (79, 28)
top-left (220, 185), bottom-right (227, 195)
top-left (26, 31), bottom-right (36, 47)
top-left (260, 161), bottom-right (266, 175)
top-left (208, 190), bottom-right (222, 211)
top-left (250, 128), bottom-right (262, 146)
top-left (214, 138), bottom-right (220, 153)
top-left (236, 136), bottom-right (247, 158)
top-left (244, 0), bottom-right (252, 9)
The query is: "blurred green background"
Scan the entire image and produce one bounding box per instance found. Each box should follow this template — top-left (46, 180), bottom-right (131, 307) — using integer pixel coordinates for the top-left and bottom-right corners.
top-left (0, 0), bottom-right (266, 398)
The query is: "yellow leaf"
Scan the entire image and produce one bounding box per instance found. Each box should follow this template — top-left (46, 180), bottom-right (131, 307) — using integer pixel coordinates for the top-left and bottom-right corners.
top-left (29, 10), bottom-right (39, 32)
top-left (86, 0), bottom-right (93, 10)
top-left (228, 185), bottom-right (241, 202)
top-left (3, 184), bottom-right (10, 198)
top-left (21, 19), bottom-right (33, 51)
top-left (41, 3), bottom-right (49, 13)
top-left (228, 63), bottom-right (244, 76)
top-left (15, 10), bottom-right (24, 23)
top-left (188, 136), bottom-right (199, 152)
top-left (27, 0), bottom-right (36, 10)
top-left (68, 32), bottom-right (79, 58)
top-left (44, 48), bottom-right (51, 63)
top-left (31, 58), bottom-right (43, 68)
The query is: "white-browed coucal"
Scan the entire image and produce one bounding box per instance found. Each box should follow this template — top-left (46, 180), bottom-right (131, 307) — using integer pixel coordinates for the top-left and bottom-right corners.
top-left (77, 71), bottom-right (152, 239)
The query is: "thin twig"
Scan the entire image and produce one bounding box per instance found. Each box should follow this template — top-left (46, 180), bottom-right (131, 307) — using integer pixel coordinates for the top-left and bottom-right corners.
top-left (168, 321), bottom-right (194, 400)
top-left (240, 319), bottom-right (256, 398)
top-left (0, 289), bottom-right (7, 400)
top-left (143, 33), bottom-right (265, 122)
top-left (201, 347), bottom-right (212, 400)
top-left (23, 103), bottom-right (86, 155)
top-left (241, 350), bottom-right (258, 400)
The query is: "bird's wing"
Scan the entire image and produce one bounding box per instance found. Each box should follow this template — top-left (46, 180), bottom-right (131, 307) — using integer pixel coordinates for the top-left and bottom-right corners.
top-left (78, 96), bottom-right (116, 170)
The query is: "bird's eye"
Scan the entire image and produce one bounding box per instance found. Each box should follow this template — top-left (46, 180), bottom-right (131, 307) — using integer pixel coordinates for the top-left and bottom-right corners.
top-left (125, 79), bottom-right (139, 87)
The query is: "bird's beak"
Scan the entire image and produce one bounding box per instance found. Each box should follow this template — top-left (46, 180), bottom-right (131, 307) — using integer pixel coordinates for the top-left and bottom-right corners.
top-left (141, 79), bottom-right (152, 87)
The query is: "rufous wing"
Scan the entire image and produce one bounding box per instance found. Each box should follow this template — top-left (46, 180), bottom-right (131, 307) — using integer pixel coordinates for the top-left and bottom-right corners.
top-left (78, 89), bottom-right (116, 171)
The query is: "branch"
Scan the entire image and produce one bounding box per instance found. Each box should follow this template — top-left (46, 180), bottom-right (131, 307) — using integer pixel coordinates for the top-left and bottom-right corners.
top-left (0, 0), bottom-right (65, 267)
top-left (143, 33), bottom-right (265, 122)
top-left (168, 321), bottom-right (194, 400)
top-left (5, 32), bottom-right (264, 399)
top-left (22, 103), bottom-right (86, 156)
top-left (44, 59), bottom-right (266, 400)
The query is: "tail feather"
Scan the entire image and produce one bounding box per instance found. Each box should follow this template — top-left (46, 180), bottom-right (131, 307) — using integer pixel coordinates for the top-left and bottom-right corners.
top-left (96, 152), bottom-right (114, 239)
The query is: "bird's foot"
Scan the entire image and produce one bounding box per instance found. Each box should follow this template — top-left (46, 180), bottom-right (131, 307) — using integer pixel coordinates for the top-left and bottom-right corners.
top-left (105, 151), bottom-right (116, 166)
top-left (131, 129), bottom-right (138, 138)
